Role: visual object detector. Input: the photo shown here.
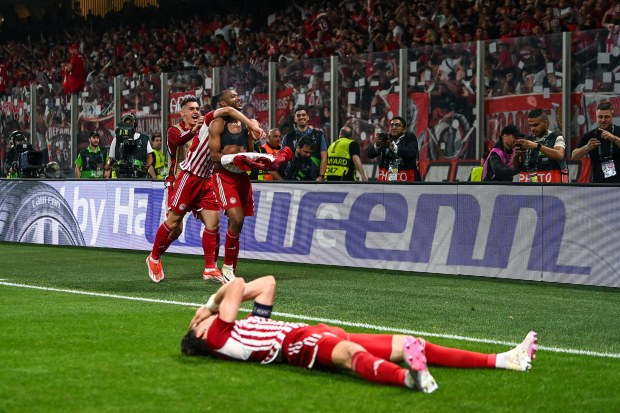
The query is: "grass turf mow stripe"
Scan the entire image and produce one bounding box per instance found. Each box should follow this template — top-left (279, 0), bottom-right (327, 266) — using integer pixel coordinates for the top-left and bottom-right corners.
top-left (2, 280), bottom-right (618, 360)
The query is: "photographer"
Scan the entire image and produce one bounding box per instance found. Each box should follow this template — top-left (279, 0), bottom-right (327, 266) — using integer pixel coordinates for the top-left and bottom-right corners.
top-left (271, 136), bottom-right (318, 181)
top-left (482, 125), bottom-right (523, 181)
top-left (4, 130), bottom-right (43, 178)
top-left (368, 117), bottom-right (420, 182)
top-left (107, 114), bottom-right (156, 179)
top-left (515, 108), bottom-right (568, 183)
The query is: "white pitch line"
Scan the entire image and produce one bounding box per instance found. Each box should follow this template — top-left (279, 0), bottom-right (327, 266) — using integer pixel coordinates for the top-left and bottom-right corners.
top-left (1, 280), bottom-right (619, 360)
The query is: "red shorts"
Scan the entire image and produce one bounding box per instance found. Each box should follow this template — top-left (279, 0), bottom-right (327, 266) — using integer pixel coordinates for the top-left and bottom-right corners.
top-left (282, 324), bottom-right (348, 369)
top-left (212, 168), bottom-right (254, 217)
top-left (169, 170), bottom-right (218, 215)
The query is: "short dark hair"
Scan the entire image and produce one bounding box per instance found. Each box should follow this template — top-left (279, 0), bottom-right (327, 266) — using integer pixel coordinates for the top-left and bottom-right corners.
top-left (597, 101), bottom-right (614, 112)
top-left (211, 92), bottom-right (223, 109)
top-left (392, 116), bottom-right (407, 128)
top-left (294, 106), bottom-right (308, 115)
top-left (181, 97), bottom-right (199, 108)
top-left (527, 108), bottom-right (546, 120)
top-left (297, 136), bottom-right (315, 149)
top-left (181, 329), bottom-right (210, 356)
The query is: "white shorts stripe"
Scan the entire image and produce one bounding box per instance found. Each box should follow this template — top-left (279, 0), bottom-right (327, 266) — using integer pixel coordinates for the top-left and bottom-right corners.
top-left (171, 172), bottom-right (189, 207)
top-left (215, 173), bottom-right (227, 208)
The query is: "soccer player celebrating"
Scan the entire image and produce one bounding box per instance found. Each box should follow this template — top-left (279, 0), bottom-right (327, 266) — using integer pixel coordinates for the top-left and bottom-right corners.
top-left (208, 89), bottom-right (258, 282)
top-left (182, 275), bottom-right (538, 392)
top-left (147, 97), bottom-right (264, 284)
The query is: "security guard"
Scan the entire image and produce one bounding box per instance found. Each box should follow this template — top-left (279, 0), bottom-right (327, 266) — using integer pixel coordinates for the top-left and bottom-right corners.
top-left (325, 126), bottom-right (367, 181)
top-left (151, 133), bottom-right (166, 180)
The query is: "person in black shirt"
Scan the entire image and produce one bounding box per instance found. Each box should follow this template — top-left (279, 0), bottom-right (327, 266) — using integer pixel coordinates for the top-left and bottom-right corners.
top-left (572, 101), bottom-right (620, 183)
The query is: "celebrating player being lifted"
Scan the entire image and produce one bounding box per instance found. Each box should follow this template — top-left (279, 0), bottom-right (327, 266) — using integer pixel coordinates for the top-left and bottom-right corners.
top-left (208, 89), bottom-right (258, 282)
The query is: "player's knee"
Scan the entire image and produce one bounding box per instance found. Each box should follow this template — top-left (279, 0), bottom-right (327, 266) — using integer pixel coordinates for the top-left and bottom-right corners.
top-left (263, 275), bottom-right (276, 293)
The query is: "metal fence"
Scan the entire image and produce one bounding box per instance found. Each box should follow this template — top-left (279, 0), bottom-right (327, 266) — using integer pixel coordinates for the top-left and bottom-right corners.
top-left (1, 29), bottom-right (618, 178)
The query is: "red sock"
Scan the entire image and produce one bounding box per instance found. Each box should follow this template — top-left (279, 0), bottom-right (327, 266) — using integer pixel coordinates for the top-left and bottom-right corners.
top-left (215, 231), bottom-right (220, 265)
top-left (151, 222), bottom-right (173, 260)
top-left (224, 229), bottom-right (239, 266)
top-left (202, 228), bottom-right (218, 268)
top-left (348, 333), bottom-right (393, 360)
top-left (232, 234), bottom-right (239, 271)
top-left (351, 351), bottom-right (407, 387)
top-left (423, 339), bottom-right (496, 368)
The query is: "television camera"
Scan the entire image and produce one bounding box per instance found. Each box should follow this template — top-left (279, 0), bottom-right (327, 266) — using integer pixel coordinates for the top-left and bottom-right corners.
top-left (111, 122), bottom-right (148, 178)
top-left (7, 131), bottom-right (45, 178)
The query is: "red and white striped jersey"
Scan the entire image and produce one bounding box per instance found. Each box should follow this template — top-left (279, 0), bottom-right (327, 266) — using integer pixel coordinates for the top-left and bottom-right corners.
top-left (206, 315), bottom-right (308, 364)
top-left (179, 111), bottom-right (216, 178)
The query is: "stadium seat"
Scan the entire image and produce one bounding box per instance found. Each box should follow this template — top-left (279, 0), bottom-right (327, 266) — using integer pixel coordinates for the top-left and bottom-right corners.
top-left (423, 162), bottom-right (453, 182)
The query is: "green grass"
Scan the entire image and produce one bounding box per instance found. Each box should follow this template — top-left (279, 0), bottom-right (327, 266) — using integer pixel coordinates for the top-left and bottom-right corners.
top-left (1, 243), bottom-right (619, 412)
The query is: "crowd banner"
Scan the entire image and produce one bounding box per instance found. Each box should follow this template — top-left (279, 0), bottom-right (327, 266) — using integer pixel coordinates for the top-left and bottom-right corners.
top-left (1, 179), bottom-right (618, 288)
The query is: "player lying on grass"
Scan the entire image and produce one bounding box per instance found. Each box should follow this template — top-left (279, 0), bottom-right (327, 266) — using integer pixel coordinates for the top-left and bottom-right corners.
top-left (181, 276), bottom-right (537, 393)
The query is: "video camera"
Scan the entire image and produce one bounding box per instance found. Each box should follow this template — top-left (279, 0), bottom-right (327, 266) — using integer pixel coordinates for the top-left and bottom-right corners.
top-left (378, 132), bottom-right (389, 145)
top-left (9, 131), bottom-right (45, 178)
top-left (112, 122), bottom-right (148, 178)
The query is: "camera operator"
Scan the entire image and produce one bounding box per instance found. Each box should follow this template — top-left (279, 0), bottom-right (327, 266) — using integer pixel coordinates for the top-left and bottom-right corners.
top-left (4, 130), bottom-right (43, 178)
top-left (74, 131), bottom-right (108, 179)
top-left (367, 117), bottom-right (420, 182)
top-left (107, 114), bottom-right (156, 179)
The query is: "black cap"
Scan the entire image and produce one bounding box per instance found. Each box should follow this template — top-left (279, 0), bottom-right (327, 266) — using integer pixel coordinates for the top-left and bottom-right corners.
top-left (89, 130), bottom-right (100, 138)
top-left (500, 125), bottom-right (524, 137)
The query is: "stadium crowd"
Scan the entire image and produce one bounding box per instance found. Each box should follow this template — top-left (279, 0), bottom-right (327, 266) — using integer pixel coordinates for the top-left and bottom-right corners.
top-left (0, 0), bottom-right (618, 96)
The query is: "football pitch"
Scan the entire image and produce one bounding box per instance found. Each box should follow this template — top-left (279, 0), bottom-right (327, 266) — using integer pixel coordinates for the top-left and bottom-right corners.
top-left (1, 243), bottom-right (619, 413)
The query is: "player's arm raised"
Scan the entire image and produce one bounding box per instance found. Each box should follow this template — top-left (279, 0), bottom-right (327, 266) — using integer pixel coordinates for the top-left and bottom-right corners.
top-left (212, 107), bottom-right (265, 140)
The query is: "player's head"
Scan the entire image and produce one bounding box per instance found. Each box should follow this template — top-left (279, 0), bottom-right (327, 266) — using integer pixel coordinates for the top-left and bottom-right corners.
top-left (527, 108), bottom-right (548, 137)
top-left (181, 329), bottom-right (210, 356)
top-left (268, 128), bottom-right (282, 147)
top-left (180, 97), bottom-right (200, 126)
top-left (596, 101), bottom-right (614, 130)
top-left (217, 89), bottom-right (242, 110)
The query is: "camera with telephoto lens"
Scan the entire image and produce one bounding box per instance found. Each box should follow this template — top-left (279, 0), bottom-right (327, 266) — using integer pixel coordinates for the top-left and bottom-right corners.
top-left (378, 132), bottom-right (389, 145)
